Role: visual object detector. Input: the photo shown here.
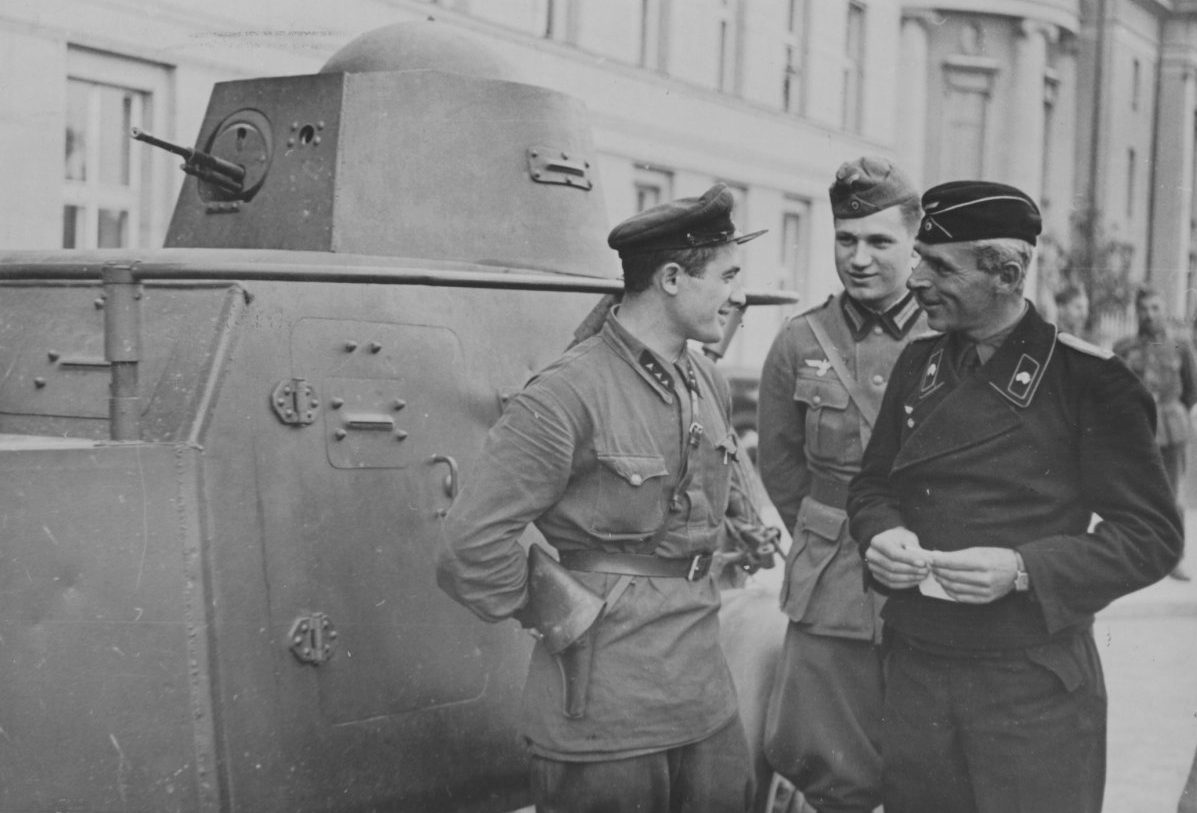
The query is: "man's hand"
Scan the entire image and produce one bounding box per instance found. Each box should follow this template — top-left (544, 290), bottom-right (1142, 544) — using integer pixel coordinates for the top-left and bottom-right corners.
top-left (929, 547), bottom-right (1020, 604)
top-left (865, 527), bottom-right (931, 589)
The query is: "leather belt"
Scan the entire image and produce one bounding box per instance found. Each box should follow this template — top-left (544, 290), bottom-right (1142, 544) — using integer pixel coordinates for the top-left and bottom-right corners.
top-left (559, 550), bottom-right (713, 582)
top-left (809, 473), bottom-right (850, 510)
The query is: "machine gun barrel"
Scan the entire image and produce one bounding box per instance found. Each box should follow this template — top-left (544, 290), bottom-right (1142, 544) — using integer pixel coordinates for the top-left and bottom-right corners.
top-left (130, 127), bottom-right (245, 192)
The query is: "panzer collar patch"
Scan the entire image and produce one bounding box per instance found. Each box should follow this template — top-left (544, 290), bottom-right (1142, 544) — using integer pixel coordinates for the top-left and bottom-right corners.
top-left (992, 352), bottom-right (1047, 408)
top-left (919, 348), bottom-right (944, 397)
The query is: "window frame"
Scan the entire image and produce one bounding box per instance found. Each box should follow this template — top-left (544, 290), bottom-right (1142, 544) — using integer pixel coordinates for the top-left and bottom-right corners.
top-left (64, 46), bottom-right (172, 250)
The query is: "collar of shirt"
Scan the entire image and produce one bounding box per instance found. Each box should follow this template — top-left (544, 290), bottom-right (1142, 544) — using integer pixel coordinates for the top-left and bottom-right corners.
top-left (967, 300), bottom-right (1029, 365)
top-left (841, 290), bottom-right (923, 340)
top-left (603, 308), bottom-right (699, 404)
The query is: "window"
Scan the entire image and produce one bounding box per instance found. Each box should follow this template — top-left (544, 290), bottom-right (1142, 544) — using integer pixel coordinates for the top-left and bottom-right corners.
top-left (716, 0), bottom-right (740, 94)
top-left (1042, 71), bottom-right (1059, 211)
top-left (63, 48), bottom-right (170, 249)
top-left (940, 62), bottom-right (995, 179)
top-left (1132, 58), bottom-right (1141, 111)
top-left (843, 3), bottom-right (867, 132)
top-left (633, 165), bottom-right (674, 212)
top-left (780, 198), bottom-right (811, 292)
top-left (1127, 148), bottom-right (1136, 219)
top-left (782, 0), bottom-right (809, 114)
top-left (542, 0), bottom-right (574, 42)
top-left (639, 0), bottom-right (663, 68)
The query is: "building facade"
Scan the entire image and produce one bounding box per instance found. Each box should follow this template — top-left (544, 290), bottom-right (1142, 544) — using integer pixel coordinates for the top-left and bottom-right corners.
top-left (2, 0), bottom-right (1196, 367)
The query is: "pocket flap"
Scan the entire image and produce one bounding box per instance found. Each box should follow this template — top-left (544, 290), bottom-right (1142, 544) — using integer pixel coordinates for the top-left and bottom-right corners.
top-left (799, 497), bottom-right (848, 541)
top-left (597, 454), bottom-right (669, 486)
top-left (793, 377), bottom-right (850, 411)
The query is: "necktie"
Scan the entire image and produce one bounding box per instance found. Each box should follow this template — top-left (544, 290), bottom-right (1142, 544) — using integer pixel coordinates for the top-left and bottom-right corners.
top-left (958, 343), bottom-right (981, 376)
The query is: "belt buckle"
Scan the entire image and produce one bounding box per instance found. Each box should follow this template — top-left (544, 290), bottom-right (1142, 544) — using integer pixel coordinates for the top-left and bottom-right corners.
top-left (686, 553), bottom-right (711, 582)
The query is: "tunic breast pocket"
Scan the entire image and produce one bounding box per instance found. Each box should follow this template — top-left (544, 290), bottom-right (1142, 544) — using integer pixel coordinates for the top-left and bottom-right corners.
top-left (793, 376), bottom-right (851, 457)
top-left (592, 453), bottom-right (670, 539)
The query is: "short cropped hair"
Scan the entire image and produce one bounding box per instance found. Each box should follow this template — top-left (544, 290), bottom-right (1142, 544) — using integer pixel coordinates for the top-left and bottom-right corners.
top-left (973, 238), bottom-right (1034, 293)
top-left (621, 245), bottom-right (722, 295)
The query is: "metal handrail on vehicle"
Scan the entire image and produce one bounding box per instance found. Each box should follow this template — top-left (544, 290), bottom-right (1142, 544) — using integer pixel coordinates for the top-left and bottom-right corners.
top-left (0, 250), bottom-right (800, 441)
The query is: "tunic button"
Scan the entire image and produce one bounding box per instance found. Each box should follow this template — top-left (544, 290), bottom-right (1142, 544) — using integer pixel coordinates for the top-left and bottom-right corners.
top-left (907, 418), bottom-right (915, 428)
top-left (812, 395), bottom-right (822, 405)
top-left (873, 325), bottom-right (883, 335)
top-left (630, 474), bottom-right (643, 486)
top-left (872, 374), bottom-right (884, 385)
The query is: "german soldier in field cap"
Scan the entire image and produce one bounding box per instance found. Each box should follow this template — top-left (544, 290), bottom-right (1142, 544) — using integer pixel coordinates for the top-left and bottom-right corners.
top-left (438, 183), bottom-right (764, 812)
top-left (758, 155), bottom-right (926, 813)
top-left (849, 180), bottom-right (1183, 813)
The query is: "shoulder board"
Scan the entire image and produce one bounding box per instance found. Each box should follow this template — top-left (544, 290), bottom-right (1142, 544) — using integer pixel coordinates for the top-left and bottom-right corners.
top-left (910, 329), bottom-right (940, 343)
top-left (1058, 332), bottom-right (1114, 359)
top-left (794, 293), bottom-right (835, 319)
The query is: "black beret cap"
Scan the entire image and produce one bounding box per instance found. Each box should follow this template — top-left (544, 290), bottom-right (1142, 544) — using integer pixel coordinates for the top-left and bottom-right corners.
top-left (918, 180), bottom-right (1042, 246)
top-left (829, 156), bottom-right (919, 218)
top-left (607, 183), bottom-right (766, 258)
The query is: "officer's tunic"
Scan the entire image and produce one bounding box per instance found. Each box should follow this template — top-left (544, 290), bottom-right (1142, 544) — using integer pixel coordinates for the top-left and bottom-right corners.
top-left (437, 311), bottom-right (741, 760)
top-left (848, 304), bottom-right (1182, 812)
top-left (757, 291), bottom-right (925, 812)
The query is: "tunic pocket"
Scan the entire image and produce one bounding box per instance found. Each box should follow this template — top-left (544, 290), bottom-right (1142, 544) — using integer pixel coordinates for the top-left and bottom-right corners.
top-left (592, 454), bottom-right (670, 538)
top-left (793, 377), bottom-right (851, 458)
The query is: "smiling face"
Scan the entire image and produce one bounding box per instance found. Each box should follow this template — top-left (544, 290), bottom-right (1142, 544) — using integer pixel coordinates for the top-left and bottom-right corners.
top-left (833, 206), bottom-right (918, 310)
top-left (670, 243), bottom-right (746, 345)
top-left (908, 241), bottom-right (1004, 335)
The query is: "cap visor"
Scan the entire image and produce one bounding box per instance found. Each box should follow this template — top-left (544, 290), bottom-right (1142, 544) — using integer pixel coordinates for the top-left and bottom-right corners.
top-left (733, 229), bottom-right (768, 245)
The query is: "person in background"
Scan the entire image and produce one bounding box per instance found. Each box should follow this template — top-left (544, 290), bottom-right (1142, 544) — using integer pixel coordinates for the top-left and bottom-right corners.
top-left (1054, 283), bottom-right (1090, 339)
top-left (758, 155), bottom-right (925, 813)
top-left (1114, 286), bottom-right (1195, 581)
top-left (851, 180), bottom-right (1182, 813)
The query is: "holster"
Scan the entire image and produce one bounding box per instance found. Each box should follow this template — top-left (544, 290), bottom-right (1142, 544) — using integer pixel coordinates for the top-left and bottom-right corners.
top-left (523, 544), bottom-right (606, 718)
top-left (555, 627), bottom-right (598, 719)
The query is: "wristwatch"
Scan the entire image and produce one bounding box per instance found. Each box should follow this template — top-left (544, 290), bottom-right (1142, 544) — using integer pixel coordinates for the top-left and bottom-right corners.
top-left (1013, 551), bottom-right (1030, 592)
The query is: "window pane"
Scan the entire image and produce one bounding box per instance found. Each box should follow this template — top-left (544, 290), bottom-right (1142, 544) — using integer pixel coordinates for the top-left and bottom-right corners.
top-left (65, 80), bottom-right (90, 181)
top-left (98, 208), bottom-right (129, 248)
top-left (98, 86), bottom-right (134, 186)
top-left (62, 205), bottom-right (82, 248)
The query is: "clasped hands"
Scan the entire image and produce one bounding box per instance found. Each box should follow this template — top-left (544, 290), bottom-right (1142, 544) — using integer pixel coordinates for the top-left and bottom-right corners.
top-left (864, 526), bottom-right (1020, 604)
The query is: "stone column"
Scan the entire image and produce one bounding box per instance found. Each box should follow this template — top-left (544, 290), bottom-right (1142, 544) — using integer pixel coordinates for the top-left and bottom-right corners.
top-left (897, 11), bottom-right (934, 185)
top-left (1149, 21), bottom-right (1197, 318)
top-left (1011, 19), bottom-right (1056, 300)
top-left (1009, 20), bottom-right (1055, 199)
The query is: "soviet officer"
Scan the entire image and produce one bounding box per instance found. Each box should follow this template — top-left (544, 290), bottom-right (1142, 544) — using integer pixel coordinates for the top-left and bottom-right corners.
top-left (757, 156), bottom-right (925, 813)
top-left (437, 184), bottom-right (764, 812)
top-left (850, 181), bottom-right (1183, 813)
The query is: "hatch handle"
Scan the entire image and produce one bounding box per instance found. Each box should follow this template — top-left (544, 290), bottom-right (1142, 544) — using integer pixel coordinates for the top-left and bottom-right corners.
top-left (430, 454), bottom-right (460, 517)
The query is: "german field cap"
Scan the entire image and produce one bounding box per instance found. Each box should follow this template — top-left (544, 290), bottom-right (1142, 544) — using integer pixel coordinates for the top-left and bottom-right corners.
top-left (829, 156), bottom-right (919, 219)
top-left (918, 180), bottom-right (1042, 246)
top-left (607, 183), bottom-right (766, 258)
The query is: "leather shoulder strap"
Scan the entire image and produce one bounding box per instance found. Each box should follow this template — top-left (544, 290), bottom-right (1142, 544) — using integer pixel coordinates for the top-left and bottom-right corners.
top-left (806, 312), bottom-right (879, 427)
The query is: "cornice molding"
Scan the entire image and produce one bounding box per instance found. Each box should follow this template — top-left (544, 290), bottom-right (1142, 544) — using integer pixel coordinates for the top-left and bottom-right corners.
top-left (902, 1), bottom-right (1079, 35)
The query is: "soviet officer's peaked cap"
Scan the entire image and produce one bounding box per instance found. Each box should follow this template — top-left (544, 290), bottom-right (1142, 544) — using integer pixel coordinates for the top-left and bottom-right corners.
top-left (829, 156), bottom-right (920, 219)
top-left (919, 180), bottom-right (1043, 246)
top-left (607, 183), bottom-right (767, 258)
